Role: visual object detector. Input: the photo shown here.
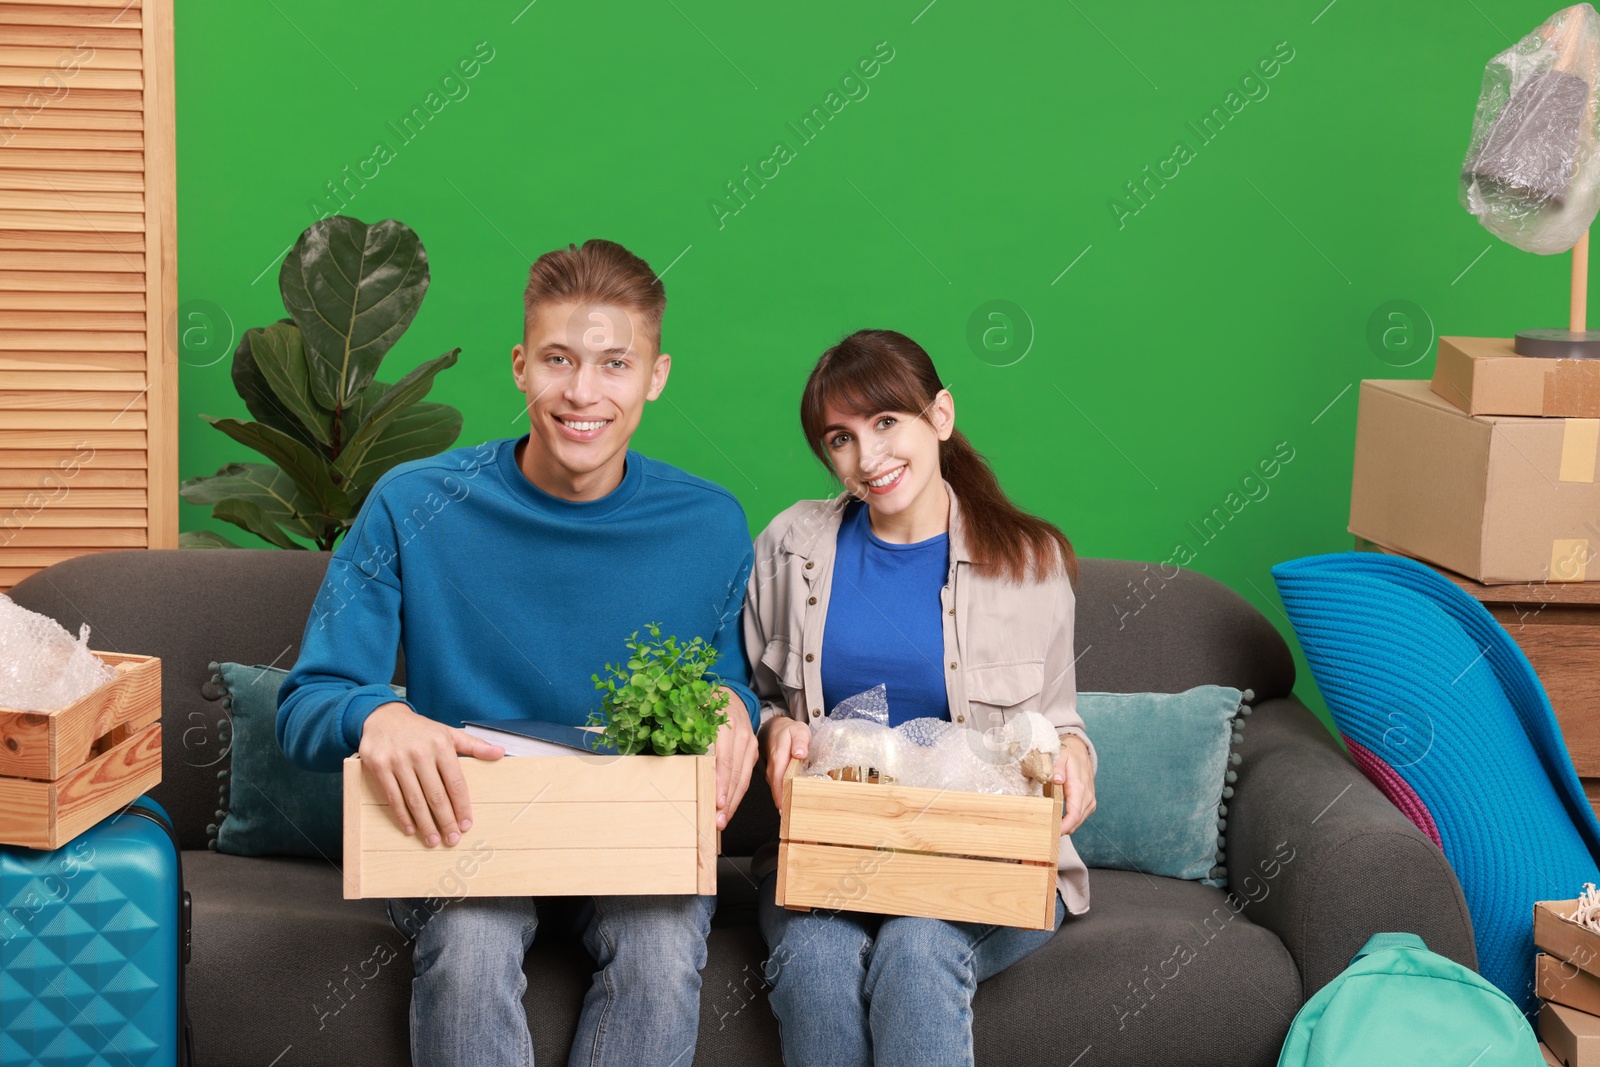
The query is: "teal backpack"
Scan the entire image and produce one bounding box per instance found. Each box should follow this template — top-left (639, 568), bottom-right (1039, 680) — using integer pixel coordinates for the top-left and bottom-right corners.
top-left (1277, 933), bottom-right (1543, 1066)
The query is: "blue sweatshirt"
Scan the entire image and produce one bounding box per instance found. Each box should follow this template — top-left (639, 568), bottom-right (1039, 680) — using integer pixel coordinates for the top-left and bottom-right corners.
top-left (276, 435), bottom-right (760, 773)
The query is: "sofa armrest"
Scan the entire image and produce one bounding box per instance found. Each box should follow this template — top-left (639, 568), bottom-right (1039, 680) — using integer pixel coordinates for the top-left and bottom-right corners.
top-left (1228, 696), bottom-right (1476, 997)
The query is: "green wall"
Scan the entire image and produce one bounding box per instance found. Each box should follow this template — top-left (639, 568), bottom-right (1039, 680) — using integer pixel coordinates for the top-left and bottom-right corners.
top-left (173, 1), bottom-right (1570, 729)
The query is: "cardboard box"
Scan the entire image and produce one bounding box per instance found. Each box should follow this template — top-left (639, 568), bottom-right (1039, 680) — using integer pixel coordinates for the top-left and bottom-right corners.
top-left (0, 651), bottom-right (162, 849)
top-left (1433, 336), bottom-right (1600, 419)
top-left (774, 761), bottom-right (1064, 930)
top-left (341, 752), bottom-right (716, 899)
top-left (1542, 952), bottom-right (1600, 1016)
top-left (1542, 1001), bottom-right (1600, 1066)
top-left (1349, 379), bottom-right (1600, 584)
top-left (1548, 1041), bottom-right (1567, 1067)
top-left (1538, 900), bottom-right (1600, 982)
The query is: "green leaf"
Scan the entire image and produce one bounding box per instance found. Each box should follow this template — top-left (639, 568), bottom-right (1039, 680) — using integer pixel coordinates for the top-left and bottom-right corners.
top-left (336, 349), bottom-right (459, 477)
top-left (280, 216), bottom-right (430, 410)
top-left (211, 497), bottom-right (304, 550)
top-left (336, 401), bottom-right (463, 510)
top-left (230, 316), bottom-right (319, 447)
top-left (201, 415), bottom-right (350, 518)
top-left (178, 461), bottom-right (323, 540)
top-left (247, 322), bottom-right (334, 446)
top-left (179, 529), bottom-right (242, 549)
top-left (340, 379), bottom-right (390, 443)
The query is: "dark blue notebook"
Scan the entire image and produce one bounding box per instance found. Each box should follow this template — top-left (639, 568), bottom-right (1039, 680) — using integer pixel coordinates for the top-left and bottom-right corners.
top-left (460, 717), bottom-right (619, 757)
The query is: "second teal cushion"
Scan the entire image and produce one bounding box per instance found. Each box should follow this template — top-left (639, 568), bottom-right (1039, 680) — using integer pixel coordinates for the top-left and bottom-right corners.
top-left (210, 661), bottom-right (403, 860)
top-left (1070, 685), bottom-right (1249, 886)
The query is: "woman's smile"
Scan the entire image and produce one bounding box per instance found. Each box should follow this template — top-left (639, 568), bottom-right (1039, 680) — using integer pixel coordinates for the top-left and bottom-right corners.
top-left (864, 464), bottom-right (906, 494)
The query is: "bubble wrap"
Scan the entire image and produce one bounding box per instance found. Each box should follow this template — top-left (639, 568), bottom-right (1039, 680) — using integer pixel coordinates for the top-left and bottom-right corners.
top-left (0, 593), bottom-right (116, 711)
top-left (1460, 4), bottom-right (1600, 255)
top-left (802, 690), bottom-right (1061, 796)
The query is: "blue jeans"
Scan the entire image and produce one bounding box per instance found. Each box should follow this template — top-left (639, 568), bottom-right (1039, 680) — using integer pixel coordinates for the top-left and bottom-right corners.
top-left (385, 892), bottom-right (715, 1067)
top-left (756, 871), bottom-right (1067, 1067)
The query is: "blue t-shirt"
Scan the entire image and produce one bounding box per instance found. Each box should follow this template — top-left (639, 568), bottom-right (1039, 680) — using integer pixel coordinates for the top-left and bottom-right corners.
top-left (276, 436), bottom-right (759, 773)
top-left (819, 499), bottom-right (951, 726)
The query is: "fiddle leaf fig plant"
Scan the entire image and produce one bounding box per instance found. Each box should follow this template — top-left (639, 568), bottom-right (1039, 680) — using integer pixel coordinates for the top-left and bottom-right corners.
top-left (180, 216), bottom-right (463, 550)
top-left (588, 623), bottom-right (731, 756)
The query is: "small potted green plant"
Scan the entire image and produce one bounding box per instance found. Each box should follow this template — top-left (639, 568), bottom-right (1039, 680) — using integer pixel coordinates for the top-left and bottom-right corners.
top-left (588, 623), bottom-right (730, 755)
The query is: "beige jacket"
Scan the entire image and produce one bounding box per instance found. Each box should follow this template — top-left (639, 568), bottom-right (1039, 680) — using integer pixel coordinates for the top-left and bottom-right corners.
top-left (741, 482), bottom-right (1096, 915)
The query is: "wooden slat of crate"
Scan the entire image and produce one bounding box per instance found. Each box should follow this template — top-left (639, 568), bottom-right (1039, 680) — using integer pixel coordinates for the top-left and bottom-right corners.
top-left (343, 753), bottom-right (715, 899)
top-left (697, 749), bottom-right (716, 894)
top-left (0, 717), bottom-right (161, 850)
top-left (356, 847), bottom-right (701, 900)
top-left (782, 774), bottom-right (1058, 863)
top-left (0, 650), bottom-right (159, 779)
top-left (777, 842), bottom-right (1059, 930)
top-left (360, 801), bottom-right (697, 852)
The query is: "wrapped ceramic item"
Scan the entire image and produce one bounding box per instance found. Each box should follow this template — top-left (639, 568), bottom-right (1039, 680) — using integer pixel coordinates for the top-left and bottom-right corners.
top-left (801, 688), bottom-right (1062, 796)
top-left (1460, 4), bottom-right (1600, 255)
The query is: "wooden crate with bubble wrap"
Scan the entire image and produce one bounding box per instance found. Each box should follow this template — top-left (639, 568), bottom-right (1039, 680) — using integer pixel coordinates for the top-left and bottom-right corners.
top-left (0, 651), bottom-right (162, 849)
top-left (774, 760), bottom-right (1064, 930)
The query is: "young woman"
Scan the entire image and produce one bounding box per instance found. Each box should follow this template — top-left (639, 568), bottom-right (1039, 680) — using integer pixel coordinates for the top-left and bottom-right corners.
top-left (741, 328), bottom-right (1098, 1067)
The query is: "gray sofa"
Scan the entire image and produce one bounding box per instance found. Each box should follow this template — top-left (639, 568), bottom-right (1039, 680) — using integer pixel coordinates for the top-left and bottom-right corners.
top-left (10, 549), bottom-right (1477, 1066)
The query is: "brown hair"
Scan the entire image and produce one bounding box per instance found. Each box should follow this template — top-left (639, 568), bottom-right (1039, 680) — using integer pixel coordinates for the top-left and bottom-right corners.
top-left (522, 239), bottom-right (666, 346)
top-left (799, 329), bottom-right (1078, 586)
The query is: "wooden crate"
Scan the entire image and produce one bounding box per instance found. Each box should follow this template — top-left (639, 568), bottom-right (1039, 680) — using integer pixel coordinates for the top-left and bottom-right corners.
top-left (775, 761), bottom-right (1064, 930)
top-left (342, 752), bottom-right (718, 899)
top-left (0, 651), bottom-right (163, 849)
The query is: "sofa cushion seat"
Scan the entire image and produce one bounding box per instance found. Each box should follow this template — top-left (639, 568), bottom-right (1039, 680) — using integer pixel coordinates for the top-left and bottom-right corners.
top-left (974, 869), bottom-right (1297, 1064)
top-left (184, 848), bottom-right (1295, 1067)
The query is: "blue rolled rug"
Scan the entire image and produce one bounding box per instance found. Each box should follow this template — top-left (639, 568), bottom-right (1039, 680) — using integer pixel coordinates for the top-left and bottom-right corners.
top-left (1270, 551), bottom-right (1600, 1012)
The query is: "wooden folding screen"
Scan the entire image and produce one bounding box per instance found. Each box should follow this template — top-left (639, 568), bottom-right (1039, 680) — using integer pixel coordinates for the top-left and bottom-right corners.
top-left (0, 0), bottom-right (178, 592)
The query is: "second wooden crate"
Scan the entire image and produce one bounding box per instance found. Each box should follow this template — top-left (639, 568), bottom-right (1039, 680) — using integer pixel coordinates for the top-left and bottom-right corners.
top-left (0, 651), bottom-right (163, 850)
top-left (775, 760), bottom-right (1064, 930)
top-left (342, 751), bottom-right (718, 899)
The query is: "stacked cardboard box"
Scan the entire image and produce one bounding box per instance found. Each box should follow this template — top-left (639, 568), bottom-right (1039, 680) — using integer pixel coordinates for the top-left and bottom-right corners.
top-left (1537, 899), bottom-right (1600, 1063)
top-left (1349, 338), bottom-right (1600, 585)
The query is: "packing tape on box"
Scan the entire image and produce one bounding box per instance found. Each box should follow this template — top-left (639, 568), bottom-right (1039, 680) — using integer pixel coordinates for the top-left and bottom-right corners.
top-left (1560, 418), bottom-right (1599, 482)
top-left (1552, 539), bottom-right (1591, 582)
top-left (1545, 360), bottom-right (1600, 415)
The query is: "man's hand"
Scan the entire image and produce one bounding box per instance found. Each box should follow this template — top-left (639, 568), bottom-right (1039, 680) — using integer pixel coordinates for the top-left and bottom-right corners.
top-left (1053, 734), bottom-right (1097, 835)
top-left (358, 701), bottom-right (505, 848)
top-left (758, 715), bottom-right (812, 806)
top-left (712, 688), bottom-right (759, 830)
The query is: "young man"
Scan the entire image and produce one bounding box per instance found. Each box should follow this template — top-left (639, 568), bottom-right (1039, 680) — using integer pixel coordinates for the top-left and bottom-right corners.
top-left (276, 238), bottom-right (761, 1067)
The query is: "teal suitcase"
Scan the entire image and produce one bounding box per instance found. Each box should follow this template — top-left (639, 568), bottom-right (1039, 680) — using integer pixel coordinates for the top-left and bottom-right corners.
top-left (1, 795), bottom-right (193, 1066)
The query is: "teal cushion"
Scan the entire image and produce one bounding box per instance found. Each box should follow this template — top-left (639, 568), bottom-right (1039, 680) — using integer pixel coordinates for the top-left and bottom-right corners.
top-left (209, 662), bottom-right (403, 860)
top-left (1071, 685), bottom-right (1249, 886)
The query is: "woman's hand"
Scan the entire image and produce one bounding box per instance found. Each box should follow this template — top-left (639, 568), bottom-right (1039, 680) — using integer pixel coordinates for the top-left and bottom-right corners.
top-left (759, 717), bottom-right (812, 806)
top-left (1053, 734), bottom-right (1096, 835)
